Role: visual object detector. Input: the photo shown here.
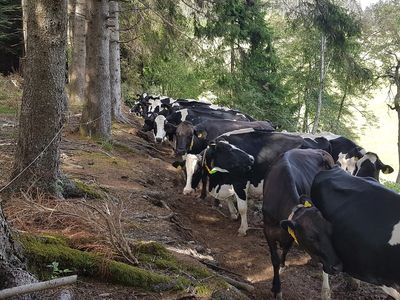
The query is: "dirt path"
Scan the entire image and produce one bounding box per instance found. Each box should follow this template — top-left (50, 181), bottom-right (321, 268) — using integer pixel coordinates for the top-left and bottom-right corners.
top-left (0, 115), bottom-right (389, 299)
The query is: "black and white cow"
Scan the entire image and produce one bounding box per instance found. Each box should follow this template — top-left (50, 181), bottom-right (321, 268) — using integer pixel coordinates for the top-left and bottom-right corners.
top-left (262, 148), bottom-right (335, 300)
top-left (281, 166), bottom-right (400, 299)
top-left (152, 107), bottom-right (253, 143)
top-left (300, 133), bottom-right (393, 181)
top-left (174, 119), bottom-right (275, 155)
top-left (183, 129), bottom-right (307, 236)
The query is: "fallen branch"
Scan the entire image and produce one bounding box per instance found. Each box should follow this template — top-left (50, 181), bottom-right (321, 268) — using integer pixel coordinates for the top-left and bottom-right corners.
top-left (219, 274), bottom-right (254, 292)
top-left (0, 275), bottom-right (77, 299)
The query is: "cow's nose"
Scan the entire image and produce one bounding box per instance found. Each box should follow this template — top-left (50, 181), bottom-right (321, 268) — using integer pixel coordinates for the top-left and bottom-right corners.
top-left (155, 137), bottom-right (162, 143)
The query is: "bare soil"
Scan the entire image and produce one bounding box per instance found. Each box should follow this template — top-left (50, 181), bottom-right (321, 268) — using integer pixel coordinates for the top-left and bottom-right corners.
top-left (0, 113), bottom-right (389, 300)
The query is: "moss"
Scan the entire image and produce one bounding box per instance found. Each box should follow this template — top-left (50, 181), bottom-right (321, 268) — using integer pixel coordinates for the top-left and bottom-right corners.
top-left (19, 234), bottom-right (183, 291)
top-left (194, 284), bottom-right (213, 297)
top-left (73, 179), bottom-right (103, 199)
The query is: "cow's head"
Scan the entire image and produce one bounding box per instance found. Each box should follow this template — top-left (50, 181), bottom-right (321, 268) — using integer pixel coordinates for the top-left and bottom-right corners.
top-left (153, 116), bottom-right (177, 143)
top-left (203, 140), bottom-right (254, 175)
top-left (354, 152), bottom-right (394, 181)
top-left (280, 200), bottom-right (343, 275)
top-left (175, 121), bottom-right (195, 155)
top-left (142, 113), bottom-right (157, 132)
top-left (172, 154), bottom-right (204, 195)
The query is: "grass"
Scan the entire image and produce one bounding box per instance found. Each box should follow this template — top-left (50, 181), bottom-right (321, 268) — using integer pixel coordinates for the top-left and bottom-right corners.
top-left (0, 74), bottom-right (21, 116)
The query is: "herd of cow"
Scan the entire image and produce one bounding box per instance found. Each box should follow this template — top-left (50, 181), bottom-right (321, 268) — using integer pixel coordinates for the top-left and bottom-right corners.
top-left (131, 93), bottom-right (400, 300)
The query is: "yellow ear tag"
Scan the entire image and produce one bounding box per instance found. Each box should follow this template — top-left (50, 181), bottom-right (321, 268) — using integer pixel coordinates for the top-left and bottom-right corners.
top-left (304, 200), bottom-right (312, 208)
top-left (288, 227), bottom-right (298, 244)
top-left (177, 165), bottom-right (181, 170)
top-left (189, 138), bottom-right (194, 150)
top-left (198, 133), bottom-right (203, 138)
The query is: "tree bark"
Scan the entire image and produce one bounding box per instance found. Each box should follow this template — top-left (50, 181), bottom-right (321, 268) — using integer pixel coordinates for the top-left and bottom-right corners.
top-left (12, 0), bottom-right (67, 195)
top-left (80, 0), bottom-right (111, 140)
top-left (394, 67), bottom-right (400, 183)
top-left (69, 0), bottom-right (87, 106)
top-left (109, 1), bottom-right (123, 121)
top-left (67, 0), bottom-right (76, 50)
top-left (21, 0), bottom-right (27, 55)
top-left (0, 206), bottom-right (37, 291)
top-left (312, 33), bottom-right (326, 134)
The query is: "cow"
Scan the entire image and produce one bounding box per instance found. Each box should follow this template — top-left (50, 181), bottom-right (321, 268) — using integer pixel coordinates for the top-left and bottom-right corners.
top-left (281, 166), bottom-right (400, 300)
top-left (262, 149), bottom-right (335, 300)
top-left (299, 133), bottom-right (393, 181)
top-left (152, 107), bottom-right (253, 143)
top-left (174, 119), bottom-right (275, 155)
top-left (183, 129), bottom-right (308, 236)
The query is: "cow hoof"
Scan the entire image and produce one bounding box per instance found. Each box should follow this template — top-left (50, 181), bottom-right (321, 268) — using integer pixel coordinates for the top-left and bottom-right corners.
top-left (279, 266), bottom-right (286, 274)
top-left (237, 230), bottom-right (247, 237)
top-left (276, 292), bottom-right (283, 300)
top-left (321, 288), bottom-right (331, 300)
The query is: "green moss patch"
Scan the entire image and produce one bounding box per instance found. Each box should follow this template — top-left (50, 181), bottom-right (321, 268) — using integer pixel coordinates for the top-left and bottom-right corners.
top-left (20, 234), bottom-right (186, 292)
top-left (73, 179), bottom-right (104, 199)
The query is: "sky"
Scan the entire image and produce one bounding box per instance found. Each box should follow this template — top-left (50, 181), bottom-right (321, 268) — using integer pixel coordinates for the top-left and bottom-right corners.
top-left (360, 0), bottom-right (380, 10)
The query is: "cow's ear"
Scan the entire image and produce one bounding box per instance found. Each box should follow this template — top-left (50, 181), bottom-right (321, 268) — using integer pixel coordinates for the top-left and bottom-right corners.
top-left (299, 194), bottom-right (313, 207)
top-left (165, 122), bottom-right (177, 134)
top-left (195, 129), bottom-right (207, 139)
top-left (172, 161), bottom-right (185, 169)
top-left (382, 164), bottom-right (394, 174)
top-left (280, 219), bottom-right (295, 231)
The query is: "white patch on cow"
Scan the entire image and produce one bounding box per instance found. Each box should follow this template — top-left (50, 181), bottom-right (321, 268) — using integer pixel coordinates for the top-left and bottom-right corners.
top-left (337, 152), bottom-right (358, 175)
top-left (172, 102), bottom-right (180, 107)
top-left (210, 184), bottom-right (235, 200)
top-left (235, 182), bottom-right (250, 236)
top-left (149, 99), bottom-right (162, 113)
top-left (217, 140), bottom-right (254, 162)
top-left (248, 181), bottom-right (263, 199)
top-left (388, 221), bottom-right (400, 246)
top-left (180, 109), bottom-right (189, 121)
top-left (381, 286), bottom-right (400, 300)
top-left (222, 128), bottom-right (255, 137)
top-left (321, 271), bottom-right (331, 300)
top-left (183, 154), bottom-right (200, 195)
top-left (154, 115), bottom-right (167, 142)
top-left (226, 198), bottom-right (238, 220)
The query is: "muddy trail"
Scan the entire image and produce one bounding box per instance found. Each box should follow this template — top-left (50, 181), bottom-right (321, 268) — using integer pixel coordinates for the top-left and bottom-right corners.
top-left (0, 114), bottom-right (388, 299)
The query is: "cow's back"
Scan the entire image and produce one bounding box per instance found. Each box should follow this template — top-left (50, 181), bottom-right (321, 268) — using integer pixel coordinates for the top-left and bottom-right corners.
top-left (311, 167), bottom-right (400, 285)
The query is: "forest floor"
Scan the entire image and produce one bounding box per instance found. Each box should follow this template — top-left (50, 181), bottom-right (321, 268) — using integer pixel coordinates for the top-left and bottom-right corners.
top-left (0, 107), bottom-right (389, 300)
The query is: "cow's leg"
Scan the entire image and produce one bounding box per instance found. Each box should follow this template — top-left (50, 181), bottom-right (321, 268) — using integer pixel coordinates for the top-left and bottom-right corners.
top-left (233, 182), bottom-right (249, 236)
top-left (265, 233), bottom-right (283, 299)
top-left (381, 286), bottom-right (400, 300)
top-left (321, 271), bottom-right (331, 300)
top-left (226, 197), bottom-right (238, 220)
top-left (280, 235), bottom-right (293, 270)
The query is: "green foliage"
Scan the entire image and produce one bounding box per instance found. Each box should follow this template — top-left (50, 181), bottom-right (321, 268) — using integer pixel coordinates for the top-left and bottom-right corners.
top-left (383, 180), bottom-right (400, 193)
top-left (46, 261), bottom-right (73, 278)
top-left (0, 0), bottom-right (22, 55)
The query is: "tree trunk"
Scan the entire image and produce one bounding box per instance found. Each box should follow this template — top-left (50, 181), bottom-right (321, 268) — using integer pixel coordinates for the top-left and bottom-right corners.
top-left (21, 0), bottom-right (27, 55)
top-left (67, 0), bottom-right (76, 49)
top-left (80, 0), bottom-right (111, 140)
top-left (69, 0), bottom-right (87, 106)
top-left (0, 206), bottom-right (37, 291)
top-left (12, 0), bottom-right (67, 195)
top-left (109, 1), bottom-right (123, 121)
top-left (312, 33), bottom-right (326, 134)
